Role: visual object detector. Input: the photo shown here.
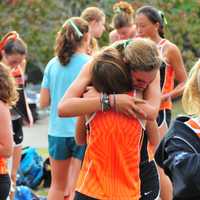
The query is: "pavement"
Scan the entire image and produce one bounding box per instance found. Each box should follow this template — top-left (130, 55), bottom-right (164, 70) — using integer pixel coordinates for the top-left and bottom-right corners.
top-left (22, 116), bottom-right (49, 148)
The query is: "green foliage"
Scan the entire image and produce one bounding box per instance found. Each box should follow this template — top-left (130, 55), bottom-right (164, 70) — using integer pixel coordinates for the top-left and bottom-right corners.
top-left (0, 0), bottom-right (199, 83)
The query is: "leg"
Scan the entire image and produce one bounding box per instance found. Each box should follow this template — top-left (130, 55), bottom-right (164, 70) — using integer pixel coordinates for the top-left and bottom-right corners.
top-left (48, 136), bottom-right (74, 200)
top-left (65, 140), bottom-right (86, 200)
top-left (66, 158), bottom-right (82, 200)
top-left (47, 157), bottom-right (70, 200)
top-left (158, 166), bottom-right (172, 200)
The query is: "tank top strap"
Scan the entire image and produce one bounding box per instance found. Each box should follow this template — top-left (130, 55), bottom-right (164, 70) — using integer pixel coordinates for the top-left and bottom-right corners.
top-left (184, 117), bottom-right (200, 138)
top-left (85, 112), bottom-right (96, 127)
top-left (157, 39), bottom-right (169, 65)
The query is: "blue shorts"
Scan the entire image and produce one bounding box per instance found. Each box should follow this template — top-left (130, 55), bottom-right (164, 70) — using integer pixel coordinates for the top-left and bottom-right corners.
top-left (48, 135), bottom-right (86, 160)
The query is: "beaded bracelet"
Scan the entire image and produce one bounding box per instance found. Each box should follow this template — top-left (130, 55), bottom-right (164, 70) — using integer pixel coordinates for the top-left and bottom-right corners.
top-left (100, 93), bottom-right (111, 112)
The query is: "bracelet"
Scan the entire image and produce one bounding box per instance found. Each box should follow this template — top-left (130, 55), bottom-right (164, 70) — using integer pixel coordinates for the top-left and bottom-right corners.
top-left (100, 93), bottom-right (111, 112)
top-left (113, 94), bottom-right (116, 111)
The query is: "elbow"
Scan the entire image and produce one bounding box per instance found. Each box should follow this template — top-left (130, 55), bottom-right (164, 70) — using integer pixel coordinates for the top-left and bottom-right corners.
top-left (58, 100), bottom-right (75, 117)
top-left (58, 103), bottom-right (69, 117)
top-left (40, 101), bottom-right (48, 109)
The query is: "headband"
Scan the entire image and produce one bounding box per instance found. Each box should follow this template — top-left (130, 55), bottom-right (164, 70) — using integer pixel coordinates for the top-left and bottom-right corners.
top-left (62, 19), bottom-right (83, 38)
top-left (0, 31), bottom-right (19, 50)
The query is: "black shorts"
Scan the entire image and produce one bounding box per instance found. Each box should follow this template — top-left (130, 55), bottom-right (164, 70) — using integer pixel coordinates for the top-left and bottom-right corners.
top-left (12, 118), bottom-right (23, 146)
top-left (0, 174), bottom-right (11, 200)
top-left (140, 133), bottom-right (160, 200)
top-left (156, 109), bottom-right (171, 128)
top-left (140, 160), bottom-right (160, 200)
top-left (74, 191), bottom-right (98, 200)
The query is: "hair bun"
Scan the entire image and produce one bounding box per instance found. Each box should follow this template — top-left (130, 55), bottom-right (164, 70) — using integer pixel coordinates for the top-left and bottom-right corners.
top-left (113, 2), bottom-right (134, 15)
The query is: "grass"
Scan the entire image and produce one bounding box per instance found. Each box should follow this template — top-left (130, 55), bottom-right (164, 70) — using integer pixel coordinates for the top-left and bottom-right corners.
top-left (172, 98), bottom-right (185, 119)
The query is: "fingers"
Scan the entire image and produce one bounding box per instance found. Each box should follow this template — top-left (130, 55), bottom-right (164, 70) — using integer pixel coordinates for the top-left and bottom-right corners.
top-left (132, 97), bottom-right (146, 104)
top-left (85, 86), bottom-right (94, 91)
top-left (126, 109), bottom-right (137, 118)
top-left (133, 105), bottom-right (147, 118)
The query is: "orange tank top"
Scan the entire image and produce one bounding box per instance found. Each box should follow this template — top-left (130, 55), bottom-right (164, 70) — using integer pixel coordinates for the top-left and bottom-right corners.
top-left (157, 39), bottom-right (175, 110)
top-left (76, 110), bottom-right (142, 200)
top-left (0, 157), bottom-right (8, 174)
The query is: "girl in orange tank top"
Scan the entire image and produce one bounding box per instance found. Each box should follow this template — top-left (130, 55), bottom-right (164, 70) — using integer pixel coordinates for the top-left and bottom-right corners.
top-left (74, 42), bottom-right (161, 200)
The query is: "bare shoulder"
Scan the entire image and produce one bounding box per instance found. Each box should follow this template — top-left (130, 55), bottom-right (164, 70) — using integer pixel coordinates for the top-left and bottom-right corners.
top-left (164, 39), bottom-right (180, 54)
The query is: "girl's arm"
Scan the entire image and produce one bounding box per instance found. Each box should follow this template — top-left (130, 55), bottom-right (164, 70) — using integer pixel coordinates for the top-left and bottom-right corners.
top-left (162, 42), bottom-right (187, 101)
top-left (40, 88), bottom-right (50, 108)
top-left (58, 62), bottom-right (145, 118)
top-left (146, 120), bottom-right (160, 151)
top-left (0, 101), bottom-right (13, 158)
top-left (141, 71), bottom-right (161, 120)
top-left (75, 116), bottom-right (87, 145)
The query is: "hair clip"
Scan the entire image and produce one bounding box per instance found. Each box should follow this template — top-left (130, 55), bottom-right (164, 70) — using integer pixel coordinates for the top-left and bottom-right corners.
top-left (111, 39), bottom-right (133, 49)
top-left (158, 10), bottom-right (168, 25)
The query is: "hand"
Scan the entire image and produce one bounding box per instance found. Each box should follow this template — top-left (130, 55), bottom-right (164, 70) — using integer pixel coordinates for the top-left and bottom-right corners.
top-left (161, 93), bottom-right (171, 102)
top-left (83, 86), bottom-right (100, 98)
top-left (115, 94), bottom-right (146, 118)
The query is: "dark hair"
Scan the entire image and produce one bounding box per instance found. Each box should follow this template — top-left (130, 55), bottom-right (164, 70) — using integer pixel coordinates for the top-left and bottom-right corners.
top-left (112, 1), bottom-right (134, 29)
top-left (54, 17), bottom-right (89, 65)
top-left (136, 6), bottom-right (165, 38)
top-left (91, 47), bottom-right (132, 94)
top-left (0, 31), bottom-right (27, 59)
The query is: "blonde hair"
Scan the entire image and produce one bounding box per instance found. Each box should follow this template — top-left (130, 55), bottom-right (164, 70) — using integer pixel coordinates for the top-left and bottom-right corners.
top-left (81, 7), bottom-right (105, 23)
top-left (0, 63), bottom-right (18, 106)
top-left (112, 1), bottom-right (134, 29)
top-left (182, 60), bottom-right (200, 115)
top-left (124, 38), bottom-right (161, 71)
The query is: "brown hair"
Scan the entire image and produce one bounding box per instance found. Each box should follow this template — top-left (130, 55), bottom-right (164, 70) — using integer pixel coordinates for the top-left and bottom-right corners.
top-left (54, 17), bottom-right (89, 65)
top-left (0, 31), bottom-right (27, 59)
top-left (0, 63), bottom-right (18, 106)
top-left (91, 47), bottom-right (132, 94)
top-left (112, 1), bottom-right (134, 29)
top-left (81, 7), bottom-right (105, 23)
top-left (182, 60), bottom-right (200, 115)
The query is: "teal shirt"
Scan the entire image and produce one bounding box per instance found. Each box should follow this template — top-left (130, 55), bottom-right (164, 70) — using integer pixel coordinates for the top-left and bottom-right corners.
top-left (41, 54), bottom-right (90, 137)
